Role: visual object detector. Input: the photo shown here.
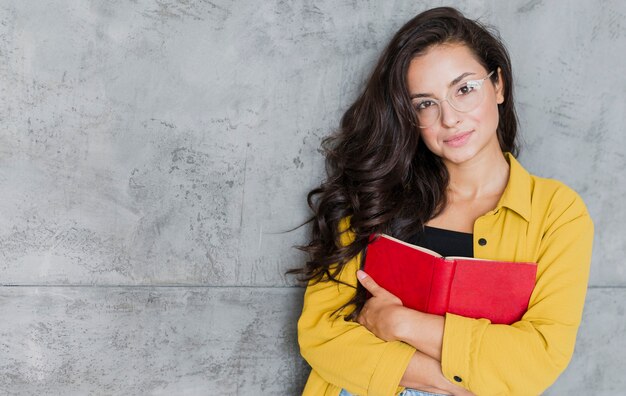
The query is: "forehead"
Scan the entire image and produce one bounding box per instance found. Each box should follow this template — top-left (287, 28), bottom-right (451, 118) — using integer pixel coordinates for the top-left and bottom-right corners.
top-left (407, 44), bottom-right (486, 94)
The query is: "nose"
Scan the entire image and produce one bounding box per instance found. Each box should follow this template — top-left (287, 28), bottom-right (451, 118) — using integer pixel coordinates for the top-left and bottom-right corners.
top-left (440, 99), bottom-right (460, 128)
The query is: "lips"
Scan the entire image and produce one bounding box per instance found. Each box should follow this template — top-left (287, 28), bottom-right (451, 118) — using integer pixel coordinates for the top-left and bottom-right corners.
top-left (444, 130), bottom-right (473, 147)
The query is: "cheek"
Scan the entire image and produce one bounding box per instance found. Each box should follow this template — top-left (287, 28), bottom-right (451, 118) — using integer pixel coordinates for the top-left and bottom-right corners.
top-left (467, 99), bottom-right (500, 130)
top-left (418, 128), bottom-right (441, 151)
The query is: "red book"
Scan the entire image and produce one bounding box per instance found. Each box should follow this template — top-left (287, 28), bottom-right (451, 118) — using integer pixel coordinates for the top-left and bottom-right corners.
top-left (363, 234), bottom-right (537, 324)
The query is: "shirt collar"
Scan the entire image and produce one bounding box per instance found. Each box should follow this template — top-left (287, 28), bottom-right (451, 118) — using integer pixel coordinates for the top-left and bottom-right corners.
top-left (497, 152), bottom-right (532, 222)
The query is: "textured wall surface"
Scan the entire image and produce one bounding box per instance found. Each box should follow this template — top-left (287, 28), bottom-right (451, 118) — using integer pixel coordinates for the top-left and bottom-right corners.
top-left (0, 0), bottom-right (623, 394)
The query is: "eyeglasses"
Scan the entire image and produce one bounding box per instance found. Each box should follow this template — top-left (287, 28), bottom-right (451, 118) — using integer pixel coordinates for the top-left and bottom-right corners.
top-left (412, 71), bottom-right (495, 129)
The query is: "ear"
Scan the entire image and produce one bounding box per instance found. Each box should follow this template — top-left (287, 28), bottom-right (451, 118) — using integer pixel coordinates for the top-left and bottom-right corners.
top-left (494, 67), bottom-right (505, 104)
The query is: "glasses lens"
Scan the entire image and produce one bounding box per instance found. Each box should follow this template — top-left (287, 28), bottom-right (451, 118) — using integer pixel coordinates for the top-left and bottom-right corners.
top-left (415, 76), bottom-right (490, 128)
top-left (449, 80), bottom-right (484, 112)
top-left (416, 100), bottom-right (439, 128)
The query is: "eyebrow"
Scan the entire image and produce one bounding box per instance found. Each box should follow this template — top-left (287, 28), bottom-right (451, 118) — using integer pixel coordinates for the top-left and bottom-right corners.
top-left (410, 72), bottom-right (477, 99)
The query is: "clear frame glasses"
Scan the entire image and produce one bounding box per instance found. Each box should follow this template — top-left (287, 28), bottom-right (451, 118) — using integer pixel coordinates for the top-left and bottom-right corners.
top-left (413, 70), bottom-right (495, 129)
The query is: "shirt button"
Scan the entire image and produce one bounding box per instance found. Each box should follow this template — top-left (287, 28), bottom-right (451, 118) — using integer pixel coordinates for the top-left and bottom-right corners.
top-left (478, 238), bottom-right (487, 246)
top-left (454, 375), bottom-right (463, 382)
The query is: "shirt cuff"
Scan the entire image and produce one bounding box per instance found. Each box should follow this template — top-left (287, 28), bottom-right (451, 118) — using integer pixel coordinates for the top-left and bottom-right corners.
top-left (368, 341), bottom-right (415, 396)
top-left (441, 313), bottom-right (488, 391)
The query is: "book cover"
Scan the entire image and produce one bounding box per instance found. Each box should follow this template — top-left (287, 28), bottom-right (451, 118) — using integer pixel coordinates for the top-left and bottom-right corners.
top-left (363, 234), bottom-right (537, 324)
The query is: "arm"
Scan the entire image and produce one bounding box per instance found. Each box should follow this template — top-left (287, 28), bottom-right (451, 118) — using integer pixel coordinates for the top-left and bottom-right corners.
top-left (298, 218), bottom-right (465, 395)
top-left (440, 199), bottom-right (594, 394)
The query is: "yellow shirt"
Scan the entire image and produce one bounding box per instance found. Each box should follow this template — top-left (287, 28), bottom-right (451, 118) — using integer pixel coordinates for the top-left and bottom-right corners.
top-left (297, 153), bottom-right (594, 396)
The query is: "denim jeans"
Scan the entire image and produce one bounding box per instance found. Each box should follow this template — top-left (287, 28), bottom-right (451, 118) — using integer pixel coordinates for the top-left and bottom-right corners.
top-left (339, 388), bottom-right (448, 396)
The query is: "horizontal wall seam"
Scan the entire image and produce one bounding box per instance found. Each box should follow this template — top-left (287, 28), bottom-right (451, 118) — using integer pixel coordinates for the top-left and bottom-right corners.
top-left (0, 284), bottom-right (305, 289)
top-left (0, 284), bottom-right (622, 289)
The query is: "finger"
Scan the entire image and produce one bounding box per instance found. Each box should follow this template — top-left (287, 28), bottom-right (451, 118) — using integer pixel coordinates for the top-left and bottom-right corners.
top-left (356, 270), bottom-right (383, 296)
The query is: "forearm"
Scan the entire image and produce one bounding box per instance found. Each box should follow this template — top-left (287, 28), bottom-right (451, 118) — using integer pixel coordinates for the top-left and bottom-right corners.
top-left (396, 308), bottom-right (445, 361)
top-left (400, 351), bottom-right (474, 396)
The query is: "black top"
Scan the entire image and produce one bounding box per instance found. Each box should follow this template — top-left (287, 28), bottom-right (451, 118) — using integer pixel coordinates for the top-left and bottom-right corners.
top-left (406, 226), bottom-right (474, 258)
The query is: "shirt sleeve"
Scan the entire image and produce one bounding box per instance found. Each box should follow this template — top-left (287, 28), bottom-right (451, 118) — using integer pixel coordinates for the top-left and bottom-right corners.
top-left (297, 218), bottom-right (416, 396)
top-left (441, 191), bottom-right (594, 395)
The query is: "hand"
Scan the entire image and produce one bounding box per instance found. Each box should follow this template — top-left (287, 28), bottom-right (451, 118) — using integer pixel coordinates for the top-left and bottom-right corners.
top-left (356, 270), bottom-right (409, 341)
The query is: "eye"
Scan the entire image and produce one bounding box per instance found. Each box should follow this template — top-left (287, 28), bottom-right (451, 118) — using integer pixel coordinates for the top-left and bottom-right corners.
top-left (457, 81), bottom-right (480, 96)
top-left (414, 99), bottom-right (437, 111)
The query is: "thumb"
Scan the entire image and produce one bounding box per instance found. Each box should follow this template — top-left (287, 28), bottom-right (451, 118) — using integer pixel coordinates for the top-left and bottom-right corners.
top-left (356, 270), bottom-right (383, 296)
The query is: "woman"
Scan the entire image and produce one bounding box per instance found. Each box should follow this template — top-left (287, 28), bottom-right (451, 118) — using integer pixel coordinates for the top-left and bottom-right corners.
top-left (293, 7), bottom-right (593, 396)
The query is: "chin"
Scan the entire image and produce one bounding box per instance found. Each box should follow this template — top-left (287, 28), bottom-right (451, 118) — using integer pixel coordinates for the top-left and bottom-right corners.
top-left (441, 148), bottom-right (478, 165)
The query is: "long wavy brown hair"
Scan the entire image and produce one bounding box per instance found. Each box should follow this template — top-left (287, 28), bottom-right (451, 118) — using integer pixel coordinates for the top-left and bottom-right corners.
top-left (288, 7), bottom-right (519, 319)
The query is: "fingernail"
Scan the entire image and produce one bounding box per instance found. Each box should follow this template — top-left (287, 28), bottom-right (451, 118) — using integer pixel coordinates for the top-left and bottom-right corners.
top-left (356, 270), bottom-right (367, 280)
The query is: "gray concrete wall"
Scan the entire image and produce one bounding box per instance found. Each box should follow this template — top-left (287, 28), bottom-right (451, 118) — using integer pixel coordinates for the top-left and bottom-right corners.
top-left (0, 0), bottom-right (623, 394)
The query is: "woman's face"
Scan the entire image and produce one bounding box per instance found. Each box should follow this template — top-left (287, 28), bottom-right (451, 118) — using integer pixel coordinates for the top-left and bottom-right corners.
top-left (406, 43), bottom-right (504, 166)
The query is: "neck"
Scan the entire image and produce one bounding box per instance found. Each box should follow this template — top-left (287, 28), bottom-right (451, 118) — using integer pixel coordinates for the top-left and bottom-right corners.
top-left (444, 150), bottom-right (510, 201)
